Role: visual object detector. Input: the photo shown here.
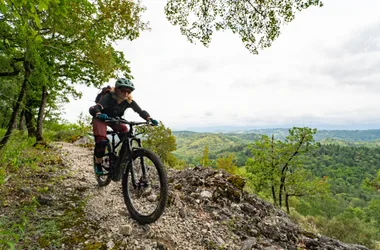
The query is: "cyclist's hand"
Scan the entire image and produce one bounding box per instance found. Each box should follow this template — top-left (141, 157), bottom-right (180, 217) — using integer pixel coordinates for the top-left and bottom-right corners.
top-left (149, 118), bottom-right (159, 126)
top-left (97, 113), bottom-right (109, 121)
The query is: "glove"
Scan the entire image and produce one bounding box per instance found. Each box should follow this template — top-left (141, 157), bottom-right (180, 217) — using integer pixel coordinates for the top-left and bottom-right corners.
top-left (97, 113), bottom-right (109, 121)
top-left (150, 118), bottom-right (158, 126)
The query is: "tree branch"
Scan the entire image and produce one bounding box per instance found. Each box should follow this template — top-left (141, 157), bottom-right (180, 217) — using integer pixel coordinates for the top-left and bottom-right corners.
top-left (246, 0), bottom-right (265, 17)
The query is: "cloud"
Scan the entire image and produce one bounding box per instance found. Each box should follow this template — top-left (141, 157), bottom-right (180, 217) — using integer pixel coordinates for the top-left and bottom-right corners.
top-left (338, 21), bottom-right (380, 56)
top-left (62, 0), bottom-right (380, 130)
top-left (308, 20), bottom-right (380, 90)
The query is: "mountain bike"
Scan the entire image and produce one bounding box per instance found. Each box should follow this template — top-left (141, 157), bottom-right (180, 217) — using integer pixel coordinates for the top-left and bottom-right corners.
top-left (93, 117), bottom-right (168, 224)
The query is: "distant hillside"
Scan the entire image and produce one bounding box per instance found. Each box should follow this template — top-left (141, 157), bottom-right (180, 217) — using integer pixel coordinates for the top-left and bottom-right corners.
top-left (173, 131), bottom-right (258, 164)
top-left (228, 128), bottom-right (380, 142)
top-left (172, 129), bottom-right (380, 165)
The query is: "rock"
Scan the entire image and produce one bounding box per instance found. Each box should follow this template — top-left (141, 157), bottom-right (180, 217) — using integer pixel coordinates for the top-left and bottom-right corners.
top-left (21, 187), bottom-right (32, 194)
top-left (200, 190), bottom-right (213, 199)
top-left (119, 224), bottom-right (132, 236)
top-left (106, 240), bottom-right (115, 249)
top-left (156, 241), bottom-right (169, 250)
top-left (179, 206), bottom-right (187, 218)
top-left (36, 194), bottom-right (55, 205)
top-left (241, 238), bottom-right (257, 250)
top-left (73, 136), bottom-right (92, 145)
top-left (215, 236), bottom-right (225, 245)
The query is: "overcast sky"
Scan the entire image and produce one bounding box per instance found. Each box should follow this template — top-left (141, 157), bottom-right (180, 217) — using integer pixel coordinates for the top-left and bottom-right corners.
top-left (63, 0), bottom-right (380, 131)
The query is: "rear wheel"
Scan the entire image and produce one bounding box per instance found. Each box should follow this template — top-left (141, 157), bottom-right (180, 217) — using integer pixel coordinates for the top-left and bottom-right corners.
top-left (122, 148), bottom-right (168, 224)
top-left (94, 144), bottom-right (112, 187)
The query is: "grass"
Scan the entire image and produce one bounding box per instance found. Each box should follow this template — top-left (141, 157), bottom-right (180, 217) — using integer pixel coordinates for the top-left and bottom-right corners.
top-left (0, 125), bottom-right (95, 249)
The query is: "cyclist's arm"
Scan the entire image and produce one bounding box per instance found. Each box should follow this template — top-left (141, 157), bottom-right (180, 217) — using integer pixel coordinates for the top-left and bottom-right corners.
top-left (130, 100), bottom-right (150, 120)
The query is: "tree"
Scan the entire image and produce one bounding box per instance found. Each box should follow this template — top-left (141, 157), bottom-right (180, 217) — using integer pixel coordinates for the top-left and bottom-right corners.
top-left (246, 127), bottom-right (325, 211)
top-left (137, 122), bottom-right (177, 167)
top-left (200, 145), bottom-right (210, 166)
top-left (165, 0), bottom-right (323, 54)
top-left (0, 0), bottom-right (148, 148)
top-left (284, 170), bottom-right (329, 213)
top-left (365, 198), bottom-right (380, 228)
top-left (216, 153), bottom-right (237, 174)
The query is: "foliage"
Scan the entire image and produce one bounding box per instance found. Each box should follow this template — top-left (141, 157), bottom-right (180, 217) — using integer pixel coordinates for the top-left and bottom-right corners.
top-left (42, 113), bottom-right (92, 143)
top-left (174, 130), bottom-right (380, 215)
top-left (303, 144), bottom-right (380, 204)
top-left (165, 0), bottom-right (323, 54)
top-left (245, 127), bottom-right (326, 211)
top-left (200, 145), bottom-right (210, 166)
top-left (0, 210), bottom-right (28, 250)
top-left (0, 132), bottom-right (94, 249)
top-left (315, 209), bottom-right (378, 249)
top-left (216, 153), bottom-right (238, 174)
top-left (137, 122), bottom-right (178, 167)
top-left (0, 132), bottom-right (58, 248)
top-left (173, 131), bottom-right (257, 166)
top-left (219, 128), bottom-right (380, 142)
top-left (365, 198), bottom-right (380, 229)
top-left (0, 0), bottom-right (149, 147)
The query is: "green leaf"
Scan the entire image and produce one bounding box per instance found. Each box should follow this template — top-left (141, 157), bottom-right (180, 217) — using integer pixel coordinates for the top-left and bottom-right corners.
top-left (32, 13), bottom-right (42, 28)
top-left (7, 242), bottom-right (15, 250)
top-left (35, 35), bottom-right (43, 43)
top-left (0, 2), bottom-right (7, 14)
top-left (4, 38), bottom-right (10, 47)
top-left (38, 2), bottom-right (48, 11)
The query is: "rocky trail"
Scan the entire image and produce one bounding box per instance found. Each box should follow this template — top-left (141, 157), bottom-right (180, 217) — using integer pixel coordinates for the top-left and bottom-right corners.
top-left (12, 142), bottom-right (370, 249)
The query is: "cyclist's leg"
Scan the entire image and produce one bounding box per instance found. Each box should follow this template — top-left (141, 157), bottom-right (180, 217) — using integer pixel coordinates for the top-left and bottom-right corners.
top-left (109, 123), bottom-right (128, 139)
top-left (93, 118), bottom-right (108, 174)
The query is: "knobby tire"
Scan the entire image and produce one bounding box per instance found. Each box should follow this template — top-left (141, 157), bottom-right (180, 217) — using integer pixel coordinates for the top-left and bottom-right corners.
top-left (122, 148), bottom-right (168, 224)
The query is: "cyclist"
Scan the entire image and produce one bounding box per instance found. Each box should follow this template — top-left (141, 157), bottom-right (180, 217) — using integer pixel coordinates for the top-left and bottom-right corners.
top-left (89, 78), bottom-right (158, 175)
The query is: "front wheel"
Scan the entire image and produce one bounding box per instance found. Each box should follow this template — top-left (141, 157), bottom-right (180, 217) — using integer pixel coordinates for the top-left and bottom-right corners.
top-left (122, 148), bottom-right (168, 224)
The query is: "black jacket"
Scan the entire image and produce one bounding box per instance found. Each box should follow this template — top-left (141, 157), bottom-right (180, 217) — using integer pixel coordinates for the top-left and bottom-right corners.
top-left (90, 92), bottom-right (150, 119)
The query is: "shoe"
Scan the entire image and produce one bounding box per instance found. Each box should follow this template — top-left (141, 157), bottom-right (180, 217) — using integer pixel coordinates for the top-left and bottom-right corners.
top-left (94, 163), bottom-right (104, 175)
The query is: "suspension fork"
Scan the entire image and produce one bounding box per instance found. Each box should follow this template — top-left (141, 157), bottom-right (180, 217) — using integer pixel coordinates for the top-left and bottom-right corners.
top-left (130, 138), bottom-right (148, 187)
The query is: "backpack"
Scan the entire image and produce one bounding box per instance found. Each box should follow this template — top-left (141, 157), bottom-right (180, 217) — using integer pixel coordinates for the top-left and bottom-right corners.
top-left (95, 85), bottom-right (112, 103)
top-left (89, 85), bottom-right (112, 117)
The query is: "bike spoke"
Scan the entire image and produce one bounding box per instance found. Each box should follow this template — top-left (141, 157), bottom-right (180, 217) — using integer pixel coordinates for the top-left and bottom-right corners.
top-left (126, 156), bottom-right (162, 216)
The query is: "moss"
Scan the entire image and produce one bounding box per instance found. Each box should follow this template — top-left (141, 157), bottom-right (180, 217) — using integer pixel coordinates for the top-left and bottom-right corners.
top-left (226, 175), bottom-right (246, 190)
top-left (174, 183), bottom-right (182, 190)
top-left (82, 242), bottom-right (107, 250)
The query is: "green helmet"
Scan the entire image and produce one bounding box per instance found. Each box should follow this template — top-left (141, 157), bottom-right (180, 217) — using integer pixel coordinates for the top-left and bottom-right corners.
top-left (115, 78), bottom-right (135, 91)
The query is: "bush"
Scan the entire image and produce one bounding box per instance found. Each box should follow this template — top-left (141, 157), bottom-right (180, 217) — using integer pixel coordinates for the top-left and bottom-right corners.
top-left (314, 213), bottom-right (378, 249)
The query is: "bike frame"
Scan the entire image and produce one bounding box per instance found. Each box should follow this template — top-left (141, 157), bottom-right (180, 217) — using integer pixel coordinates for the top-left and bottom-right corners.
top-left (106, 122), bottom-right (148, 185)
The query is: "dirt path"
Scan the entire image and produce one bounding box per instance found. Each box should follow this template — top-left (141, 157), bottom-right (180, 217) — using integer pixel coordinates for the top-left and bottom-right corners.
top-left (55, 142), bottom-right (212, 250)
top-left (53, 142), bottom-right (370, 250)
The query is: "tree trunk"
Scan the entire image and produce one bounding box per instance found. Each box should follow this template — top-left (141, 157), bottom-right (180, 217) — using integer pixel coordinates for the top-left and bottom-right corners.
top-left (279, 173), bottom-right (287, 208)
top-left (1, 106), bottom-right (8, 128)
top-left (271, 185), bottom-right (277, 206)
top-left (36, 85), bottom-right (47, 142)
top-left (18, 108), bottom-right (25, 131)
top-left (24, 100), bottom-right (37, 138)
top-left (0, 61), bottom-right (30, 150)
top-left (270, 134), bottom-right (278, 206)
top-left (285, 194), bottom-right (290, 213)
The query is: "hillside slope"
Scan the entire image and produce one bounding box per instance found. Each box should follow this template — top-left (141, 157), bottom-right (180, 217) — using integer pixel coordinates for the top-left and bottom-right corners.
top-left (1, 142), bottom-right (369, 249)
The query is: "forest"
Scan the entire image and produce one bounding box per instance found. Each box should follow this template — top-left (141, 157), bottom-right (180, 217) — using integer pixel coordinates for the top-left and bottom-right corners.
top-left (173, 129), bottom-right (380, 247)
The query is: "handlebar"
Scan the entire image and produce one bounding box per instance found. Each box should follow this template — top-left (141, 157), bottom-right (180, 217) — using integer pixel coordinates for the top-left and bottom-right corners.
top-left (104, 117), bottom-right (154, 126)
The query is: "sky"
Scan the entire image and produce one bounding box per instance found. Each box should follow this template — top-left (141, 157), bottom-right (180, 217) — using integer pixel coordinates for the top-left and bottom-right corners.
top-left (63, 0), bottom-right (380, 131)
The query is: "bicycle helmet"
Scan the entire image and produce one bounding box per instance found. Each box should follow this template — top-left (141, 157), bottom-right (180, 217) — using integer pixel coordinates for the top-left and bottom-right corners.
top-left (115, 78), bottom-right (135, 91)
